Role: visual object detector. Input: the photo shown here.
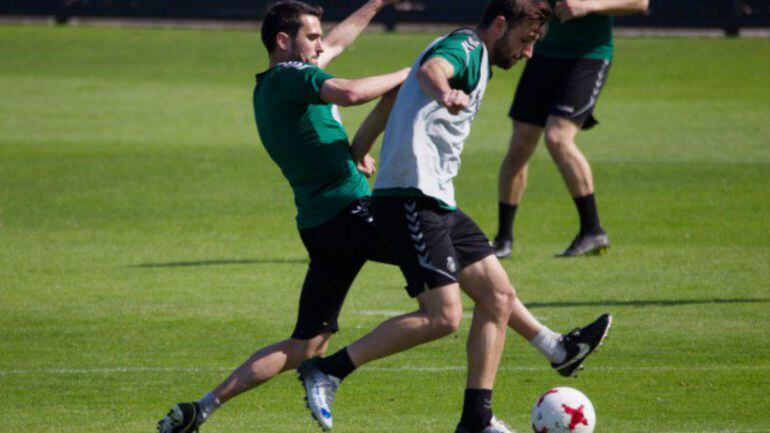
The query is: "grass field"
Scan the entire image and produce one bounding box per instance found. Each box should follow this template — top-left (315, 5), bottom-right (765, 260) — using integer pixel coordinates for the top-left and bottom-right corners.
top-left (1, 24), bottom-right (769, 433)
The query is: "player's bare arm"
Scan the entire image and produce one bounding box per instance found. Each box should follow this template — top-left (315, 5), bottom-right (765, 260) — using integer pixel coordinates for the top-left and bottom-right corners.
top-left (318, 0), bottom-right (403, 69)
top-left (555, 0), bottom-right (648, 22)
top-left (350, 85), bottom-right (401, 176)
top-left (417, 57), bottom-right (470, 115)
top-left (319, 67), bottom-right (408, 107)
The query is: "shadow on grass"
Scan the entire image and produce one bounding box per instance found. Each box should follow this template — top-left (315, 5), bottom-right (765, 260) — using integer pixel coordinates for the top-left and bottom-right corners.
top-left (130, 258), bottom-right (309, 268)
top-left (523, 298), bottom-right (770, 309)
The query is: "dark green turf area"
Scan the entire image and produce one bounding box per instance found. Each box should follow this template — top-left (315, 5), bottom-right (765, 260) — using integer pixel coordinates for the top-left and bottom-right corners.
top-left (1, 24), bottom-right (768, 432)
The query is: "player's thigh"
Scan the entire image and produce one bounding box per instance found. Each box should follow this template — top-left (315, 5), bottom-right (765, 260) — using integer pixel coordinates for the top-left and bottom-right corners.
top-left (449, 208), bottom-right (496, 272)
top-left (449, 210), bottom-right (513, 305)
top-left (371, 196), bottom-right (460, 298)
top-left (458, 254), bottom-right (515, 313)
top-left (310, 197), bottom-right (396, 265)
top-left (291, 257), bottom-right (366, 340)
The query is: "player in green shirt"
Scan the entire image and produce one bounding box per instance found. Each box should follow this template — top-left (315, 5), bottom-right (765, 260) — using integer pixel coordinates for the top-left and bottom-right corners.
top-left (493, 0), bottom-right (648, 258)
top-left (157, 1), bottom-right (407, 432)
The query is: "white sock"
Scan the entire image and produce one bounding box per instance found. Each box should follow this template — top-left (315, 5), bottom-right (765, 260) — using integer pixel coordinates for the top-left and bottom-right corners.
top-left (197, 392), bottom-right (222, 424)
top-left (530, 327), bottom-right (567, 363)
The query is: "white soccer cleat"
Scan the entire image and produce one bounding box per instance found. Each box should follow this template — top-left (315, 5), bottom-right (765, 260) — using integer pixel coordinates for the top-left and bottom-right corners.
top-left (298, 358), bottom-right (340, 431)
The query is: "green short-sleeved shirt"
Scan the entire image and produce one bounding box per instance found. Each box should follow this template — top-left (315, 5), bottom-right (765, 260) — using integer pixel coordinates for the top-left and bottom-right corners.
top-left (421, 28), bottom-right (485, 94)
top-left (535, 1), bottom-right (614, 61)
top-left (253, 62), bottom-right (370, 230)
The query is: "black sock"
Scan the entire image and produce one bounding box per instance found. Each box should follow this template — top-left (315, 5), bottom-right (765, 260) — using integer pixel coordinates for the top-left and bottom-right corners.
top-left (316, 348), bottom-right (356, 381)
top-left (460, 388), bottom-right (493, 431)
top-left (496, 202), bottom-right (518, 241)
top-left (573, 194), bottom-right (602, 235)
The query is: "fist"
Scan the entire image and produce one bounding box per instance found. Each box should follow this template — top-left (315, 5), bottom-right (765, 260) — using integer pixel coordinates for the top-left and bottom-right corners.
top-left (357, 154), bottom-right (377, 178)
top-left (441, 89), bottom-right (470, 115)
top-left (555, 0), bottom-right (593, 22)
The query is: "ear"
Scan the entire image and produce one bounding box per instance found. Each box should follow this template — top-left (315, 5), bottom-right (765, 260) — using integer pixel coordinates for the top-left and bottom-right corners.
top-left (276, 32), bottom-right (292, 51)
top-left (493, 15), bottom-right (508, 37)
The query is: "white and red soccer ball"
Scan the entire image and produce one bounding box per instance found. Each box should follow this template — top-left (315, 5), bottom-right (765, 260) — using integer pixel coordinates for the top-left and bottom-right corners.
top-left (530, 387), bottom-right (596, 433)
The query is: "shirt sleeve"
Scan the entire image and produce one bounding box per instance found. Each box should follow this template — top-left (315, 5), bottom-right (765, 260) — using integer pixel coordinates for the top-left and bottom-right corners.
top-left (279, 63), bottom-right (334, 104)
top-left (421, 32), bottom-right (482, 94)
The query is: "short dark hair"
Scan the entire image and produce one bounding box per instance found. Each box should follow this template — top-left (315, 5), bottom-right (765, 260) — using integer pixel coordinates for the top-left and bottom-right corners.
top-left (261, 0), bottom-right (323, 53)
top-left (479, 0), bottom-right (552, 30)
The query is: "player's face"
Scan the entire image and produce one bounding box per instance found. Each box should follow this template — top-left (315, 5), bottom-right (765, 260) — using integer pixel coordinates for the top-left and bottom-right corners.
top-left (492, 19), bottom-right (543, 70)
top-left (290, 15), bottom-right (324, 64)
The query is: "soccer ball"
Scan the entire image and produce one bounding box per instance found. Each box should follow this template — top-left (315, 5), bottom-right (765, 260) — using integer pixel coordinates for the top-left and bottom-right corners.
top-left (530, 387), bottom-right (596, 433)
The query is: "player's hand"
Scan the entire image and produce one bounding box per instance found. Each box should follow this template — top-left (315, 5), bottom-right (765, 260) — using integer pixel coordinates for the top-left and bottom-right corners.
top-left (357, 154), bottom-right (377, 178)
top-left (441, 89), bottom-right (470, 115)
top-left (555, 0), bottom-right (594, 22)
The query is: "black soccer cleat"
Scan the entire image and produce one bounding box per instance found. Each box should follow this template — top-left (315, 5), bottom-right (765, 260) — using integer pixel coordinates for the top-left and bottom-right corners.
top-left (455, 416), bottom-right (516, 433)
top-left (555, 232), bottom-right (610, 257)
top-left (158, 402), bottom-right (201, 433)
top-left (493, 237), bottom-right (513, 259)
top-left (552, 313), bottom-right (612, 377)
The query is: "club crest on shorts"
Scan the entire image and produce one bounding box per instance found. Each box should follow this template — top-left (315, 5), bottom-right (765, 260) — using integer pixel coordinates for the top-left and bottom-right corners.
top-left (446, 256), bottom-right (457, 273)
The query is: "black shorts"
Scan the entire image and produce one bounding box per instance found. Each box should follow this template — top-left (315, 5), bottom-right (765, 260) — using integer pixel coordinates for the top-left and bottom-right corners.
top-left (509, 54), bottom-right (611, 129)
top-left (292, 197), bottom-right (395, 340)
top-left (371, 196), bottom-right (495, 298)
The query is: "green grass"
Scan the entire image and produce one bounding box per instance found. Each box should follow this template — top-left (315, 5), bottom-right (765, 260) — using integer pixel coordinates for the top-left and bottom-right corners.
top-left (1, 24), bottom-right (769, 432)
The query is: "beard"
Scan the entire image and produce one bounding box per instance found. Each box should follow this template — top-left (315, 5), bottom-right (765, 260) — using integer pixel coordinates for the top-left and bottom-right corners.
top-left (492, 43), bottom-right (518, 70)
top-left (491, 30), bottom-right (520, 70)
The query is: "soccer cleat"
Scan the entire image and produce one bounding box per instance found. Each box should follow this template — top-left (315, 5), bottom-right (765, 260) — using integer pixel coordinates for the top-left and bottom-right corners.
top-left (298, 358), bottom-right (340, 431)
top-left (555, 232), bottom-right (610, 257)
top-left (493, 237), bottom-right (513, 259)
top-left (455, 416), bottom-right (516, 433)
top-left (157, 402), bottom-right (201, 433)
top-left (552, 313), bottom-right (613, 377)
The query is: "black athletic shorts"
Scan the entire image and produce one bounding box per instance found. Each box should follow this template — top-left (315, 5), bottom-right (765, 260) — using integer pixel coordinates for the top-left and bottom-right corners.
top-left (292, 197), bottom-right (395, 340)
top-left (509, 54), bottom-right (611, 129)
top-left (371, 195), bottom-right (495, 298)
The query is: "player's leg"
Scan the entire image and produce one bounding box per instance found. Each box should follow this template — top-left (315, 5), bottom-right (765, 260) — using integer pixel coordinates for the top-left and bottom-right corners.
top-left (455, 255), bottom-right (514, 433)
top-left (345, 283), bottom-right (463, 366)
top-left (158, 214), bottom-right (364, 433)
top-left (299, 283), bottom-right (463, 431)
top-left (453, 209), bottom-right (612, 379)
top-left (544, 58), bottom-right (612, 257)
top-left (494, 121), bottom-right (542, 258)
top-left (211, 335), bottom-right (331, 405)
top-left (494, 54), bottom-right (554, 258)
top-left (544, 116), bottom-right (593, 198)
top-left (543, 115), bottom-right (609, 256)
top-left (447, 210), bottom-right (516, 432)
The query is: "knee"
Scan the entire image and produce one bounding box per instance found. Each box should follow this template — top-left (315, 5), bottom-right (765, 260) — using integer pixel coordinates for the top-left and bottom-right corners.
top-left (426, 303), bottom-right (464, 338)
top-left (481, 284), bottom-right (516, 321)
top-left (544, 128), bottom-right (579, 159)
top-left (287, 336), bottom-right (327, 361)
